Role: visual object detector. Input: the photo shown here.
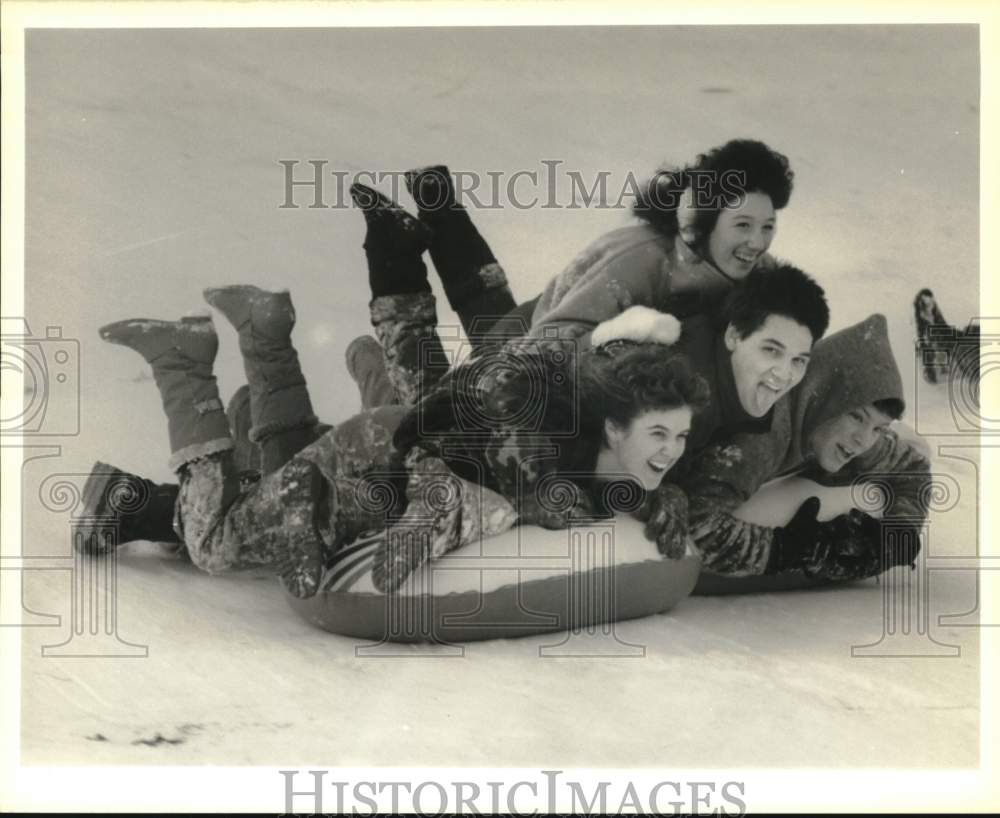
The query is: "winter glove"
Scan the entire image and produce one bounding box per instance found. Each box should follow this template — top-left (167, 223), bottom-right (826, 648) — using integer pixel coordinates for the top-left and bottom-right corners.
top-left (804, 509), bottom-right (921, 581)
top-left (635, 483), bottom-right (690, 560)
top-left (764, 496), bottom-right (823, 575)
top-left (853, 510), bottom-right (922, 569)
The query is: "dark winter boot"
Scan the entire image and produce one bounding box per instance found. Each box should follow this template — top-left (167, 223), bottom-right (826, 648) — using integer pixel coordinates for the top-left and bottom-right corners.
top-left (405, 164), bottom-right (516, 342)
top-left (351, 183), bottom-right (450, 405)
top-left (99, 315), bottom-right (234, 472)
top-left (74, 461), bottom-right (182, 555)
top-left (203, 285), bottom-right (319, 475)
top-left (350, 182), bottom-right (432, 297)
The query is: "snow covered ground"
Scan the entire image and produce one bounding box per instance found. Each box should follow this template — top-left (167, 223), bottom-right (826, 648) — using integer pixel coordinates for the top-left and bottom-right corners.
top-left (5, 19), bottom-right (993, 811)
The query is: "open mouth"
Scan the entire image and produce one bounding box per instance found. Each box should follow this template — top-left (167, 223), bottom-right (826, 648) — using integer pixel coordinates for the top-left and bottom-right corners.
top-left (757, 381), bottom-right (784, 403)
top-left (836, 443), bottom-right (855, 461)
top-left (734, 250), bottom-right (758, 265)
top-left (647, 459), bottom-right (672, 475)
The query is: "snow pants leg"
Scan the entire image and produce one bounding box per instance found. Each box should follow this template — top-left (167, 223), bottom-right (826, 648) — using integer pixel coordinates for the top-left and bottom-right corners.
top-left (174, 406), bottom-right (408, 592)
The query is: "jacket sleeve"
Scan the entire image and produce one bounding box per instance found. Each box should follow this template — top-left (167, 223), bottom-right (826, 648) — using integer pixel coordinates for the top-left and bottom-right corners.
top-left (394, 448), bottom-right (518, 558)
top-left (528, 243), bottom-right (668, 345)
top-left (681, 431), bottom-right (792, 576)
top-left (479, 340), bottom-right (596, 527)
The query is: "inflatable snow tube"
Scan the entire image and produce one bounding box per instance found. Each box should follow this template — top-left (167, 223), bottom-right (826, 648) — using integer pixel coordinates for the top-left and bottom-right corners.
top-left (286, 515), bottom-right (701, 643)
top-left (693, 476), bottom-right (884, 596)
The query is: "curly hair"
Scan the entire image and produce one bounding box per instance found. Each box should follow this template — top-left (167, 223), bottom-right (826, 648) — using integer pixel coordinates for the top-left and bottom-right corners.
top-left (578, 344), bottom-right (711, 444)
top-left (719, 263), bottom-right (830, 343)
top-left (633, 139), bottom-right (794, 252)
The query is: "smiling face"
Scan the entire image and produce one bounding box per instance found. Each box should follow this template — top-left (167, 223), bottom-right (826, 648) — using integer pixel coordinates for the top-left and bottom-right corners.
top-left (808, 404), bottom-right (894, 472)
top-left (603, 406), bottom-right (694, 490)
top-left (706, 191), bottom-right (777, 280)
top-left (725, 315), bottom-right (813, 417)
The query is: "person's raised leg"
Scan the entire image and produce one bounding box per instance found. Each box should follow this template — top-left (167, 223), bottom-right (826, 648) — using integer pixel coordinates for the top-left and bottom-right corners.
top-left (345, 334), bottom-right (396, 410)
top-left (350, 182), bottom-right (450, 406)
top-left (98, 314), bottom-right (327, 593)
top-left (405, 164), bottom-right (517, 342)
top-left (203, 285), bottom-right (320, 474)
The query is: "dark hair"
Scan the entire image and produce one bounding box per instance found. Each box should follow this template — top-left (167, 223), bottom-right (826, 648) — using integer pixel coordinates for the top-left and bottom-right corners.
top-left (633, 139), bottom-right (794, 250)
top-left (719, 264), bottom-right (830, 343)
top-left (872, 398), bottom-right (904, 421)
top-left (913, 288), bottom-right (947, 333)
top-left (579, 344), bottom-right (711, 446)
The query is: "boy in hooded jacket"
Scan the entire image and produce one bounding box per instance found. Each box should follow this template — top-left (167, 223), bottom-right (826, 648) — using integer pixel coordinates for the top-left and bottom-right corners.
top-left (676, 313), bottom-right (931, 580)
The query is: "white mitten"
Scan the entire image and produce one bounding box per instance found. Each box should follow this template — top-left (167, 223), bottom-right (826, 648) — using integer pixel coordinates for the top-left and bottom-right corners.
top-left (591, 306), bottom-right (681, 347)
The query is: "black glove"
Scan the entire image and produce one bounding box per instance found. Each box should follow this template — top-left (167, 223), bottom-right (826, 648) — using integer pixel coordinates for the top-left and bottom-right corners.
top-left (853, 510), bottom-right (922, 569)
top-left (636, 483), bottom-right (689, 560)
top-left (765, 496), bottom-right (823, 575)
top-left (806, 510), bottom-right (921, 581)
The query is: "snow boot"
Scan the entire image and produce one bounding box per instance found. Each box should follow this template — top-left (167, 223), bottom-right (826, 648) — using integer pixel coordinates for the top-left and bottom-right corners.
top-left (225, 384), bottom-right (263, 486)
top-left (99, 315), bottom-right (234, 472)
top-left (350, 182), bottom-right (432, 298)
top-left (351, 183), bottom-right (450, 406)
top-left (345, 334), bottom-right (397, 410)
top-left (74, 461), bottom-right (182, 555)
top-left (405, 164), bottom-right (516, 343)
top-left (203, 285), bottom-right (319, 474)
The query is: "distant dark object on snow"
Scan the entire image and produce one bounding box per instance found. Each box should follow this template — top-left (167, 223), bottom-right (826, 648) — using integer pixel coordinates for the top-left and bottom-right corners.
top-left (913, 288), bottom-right (980, 403)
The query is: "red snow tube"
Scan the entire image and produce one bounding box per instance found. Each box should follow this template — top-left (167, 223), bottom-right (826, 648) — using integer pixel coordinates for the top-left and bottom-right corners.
top-left (285, 516), bottom-right (701, 643)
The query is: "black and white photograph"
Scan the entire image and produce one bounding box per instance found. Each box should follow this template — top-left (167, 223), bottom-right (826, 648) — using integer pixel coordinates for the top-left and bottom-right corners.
top-left (1, 2), bottom-right (997, 813)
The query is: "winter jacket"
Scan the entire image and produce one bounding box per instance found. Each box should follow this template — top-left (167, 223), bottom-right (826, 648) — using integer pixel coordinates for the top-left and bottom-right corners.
top-left (682, 314), bottom-right (932, 577)
top-left (528, 223), bottom-right (775, 344)
top-left (393, 335), bottom-right (619, 531)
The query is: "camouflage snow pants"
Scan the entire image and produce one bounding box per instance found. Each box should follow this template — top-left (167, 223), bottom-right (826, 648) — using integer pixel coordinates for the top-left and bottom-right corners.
top-left (175, 405), bottom-right (409, 575)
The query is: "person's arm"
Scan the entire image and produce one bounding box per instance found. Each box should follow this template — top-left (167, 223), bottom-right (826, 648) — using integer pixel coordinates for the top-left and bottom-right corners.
top-left (528, 243), bottom-right (666, 345)
top-left (371, 449), bottom-right (518, 593)
top-left (681, 436), bottom-right (793, 575)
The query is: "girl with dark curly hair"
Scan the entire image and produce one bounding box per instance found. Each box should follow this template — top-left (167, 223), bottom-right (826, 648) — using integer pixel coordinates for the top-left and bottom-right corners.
top-left (526, 139), bottom-right (795, 343)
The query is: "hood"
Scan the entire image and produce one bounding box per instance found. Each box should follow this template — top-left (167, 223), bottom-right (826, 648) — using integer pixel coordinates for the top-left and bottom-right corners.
top-left (785, 313), bottom-right (905, 467)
